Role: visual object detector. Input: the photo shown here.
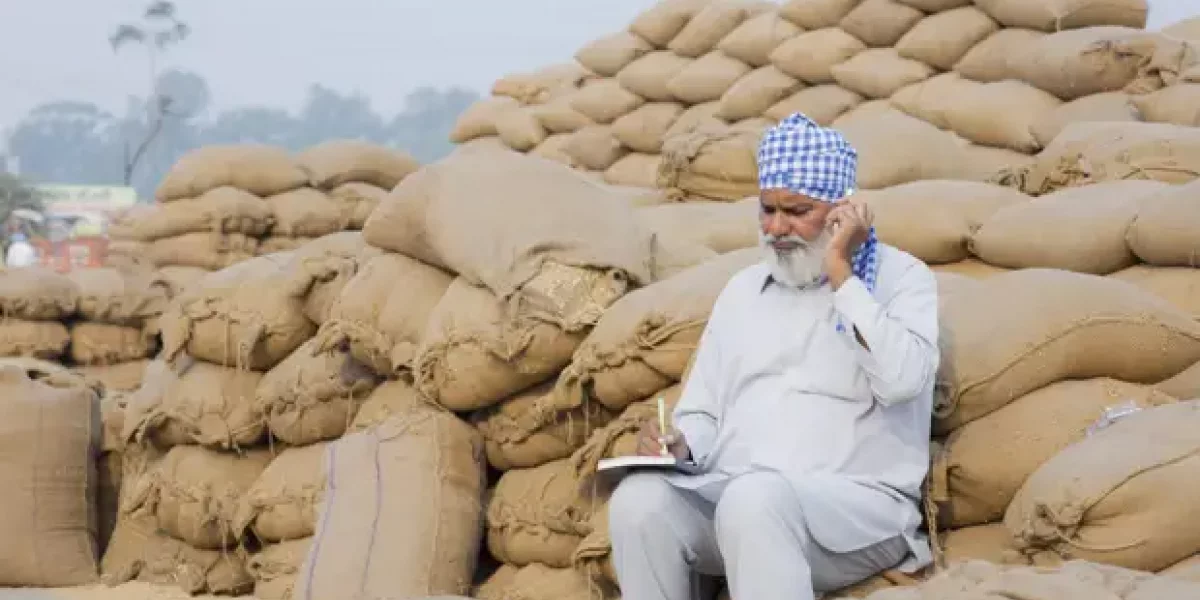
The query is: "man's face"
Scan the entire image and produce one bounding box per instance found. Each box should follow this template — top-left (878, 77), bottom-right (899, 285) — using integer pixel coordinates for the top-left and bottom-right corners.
top-left (758, 189), bottom-right (834, 287)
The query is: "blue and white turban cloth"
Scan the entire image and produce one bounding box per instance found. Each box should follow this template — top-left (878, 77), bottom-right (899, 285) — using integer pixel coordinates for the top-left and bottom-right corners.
top-left (757, 112), bottom-right (879, 295)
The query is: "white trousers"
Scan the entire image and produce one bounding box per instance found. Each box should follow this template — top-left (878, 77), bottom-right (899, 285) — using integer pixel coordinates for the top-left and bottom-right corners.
top-left (609, 471), bottom-right (909, 600)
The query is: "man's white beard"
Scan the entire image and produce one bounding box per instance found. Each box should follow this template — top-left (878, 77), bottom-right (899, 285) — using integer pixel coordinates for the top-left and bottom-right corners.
top-left (760, 230), bottom-right (831, 288)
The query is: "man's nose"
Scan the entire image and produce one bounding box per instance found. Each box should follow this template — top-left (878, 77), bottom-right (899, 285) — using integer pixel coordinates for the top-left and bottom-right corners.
top-left (764, 212), bottom-right (787, 237)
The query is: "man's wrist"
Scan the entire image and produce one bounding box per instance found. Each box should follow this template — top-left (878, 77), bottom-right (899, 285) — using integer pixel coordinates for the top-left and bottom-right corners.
top-left (826, 257), bottom-right (854, 289)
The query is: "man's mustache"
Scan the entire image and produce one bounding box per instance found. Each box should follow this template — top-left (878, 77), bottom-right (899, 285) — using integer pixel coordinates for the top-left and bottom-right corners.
top-left (762, 234), bottom-right (811, 252)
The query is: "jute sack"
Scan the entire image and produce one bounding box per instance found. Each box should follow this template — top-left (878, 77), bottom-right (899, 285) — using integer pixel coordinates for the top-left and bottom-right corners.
top-left (667, 50), bottom-right (753, 105)
top-left (1163, 554), bottom-right (1200, 583)
top-left (101, 513), bottom-right (254, 595)
top-left (717, 11), bottom-right (802, 67)
top-left (531, 133), bottom-right (579, 167)
top-left (1029, 92), bottom-right (1139, 148)
top-left (929, 259), bottom-right (1009, 280)
top-left (491, 62), bottom-right (596, 106)
top-left (1155, 361), bottom-right (1200, 401)
top-left (934, 269), bottom-right (1200, 435)
top-left (612, 102), bottom-right (684, 153)
top-left (151, 265), bottom-right (208, 299)
top-left (69, 322), bottom-right (155, 366)
top-left (559, 249), bottom-right (759, 414)
top-left (1017, 121), bottom-right (1200, 195)
top-left (296, 408), bottom-right (485, 599)
top-left (450, 96), bottom-right (520, 143)
top-left (953, 28), bottom-right (1047, 83)
top-left (486, 458), bottom-right (604, 568)
top-left (647, 233), bottom-right (720, 283)
top-left (148, 232), bottom-right (259, 270)
top-left (283, 230), bottom-right (379, 326)
top-left (0, 266), bottom-right (78, 320)
top-left (75, 360), bottom-right (150, 392)
top-left (70, 267), bottom-right (168, 326)
top-left (575, 32), bottom-right (654, 77)
top-left (156, 144), bottom-right (309, 202)
top-left (249, 538), bottom-right (312, 600)
top-left (1163, 16), bottom-right (1200, 41)
top-left (780, 0), bottom-right (859, 29)
top-left (570, 386), bottom-right (683, 479)
top-left (972, 0), bottom-right (1148, 32)
top-left (603, 153), bottom-right (662, 189)
top-left (1133, 85), bottom-right (1200, 126)
top-left (565, 125), bottom-right (628, 171)
top-left (833, 109), bottom-right (965, 189)
top-left (636, 198), bottom-right (759, 253)
top-left (863, 180), bottom-right (1028, 265)
top-left (895, 7), bottom-right (1000, 71)
top-left (890, 73), bottom-right (980, 130)
top-left (572, 499), bottom-right (617, 585)
top-left (839, 0), bottom-right (924, 48)
top-left (717, 65), bottom-right (803, 120)
top-left (295, 139), bottom-right (419, 191)
top-left (958, 145), bottom-right (1036, 184)
top-left (123, 358), bottom-right (266, 450)
top-left (474, 564), bottom-right (519, 599)
top-left (259, 236), bottom-right (316, 254)
top-left (664, 101), bottom-right (725, 140)
top-left (629, 0), bottom-right (709, 47)
top-left (125, 444), bottom-right (273, 550)
top-left (940, 524), bottom-right (1026, 566)
top-left (969, 180), bottom-right (1166, 274)
top-left (486, 563), bottom-right (611, 600)
top-left (473, 379), bottom-right (615, 471)
top-left (531, 95), bottom-right (594, 135)
top-left (940, 80), bottom-right (1063, 153)
top-left (658, 121), bottom-right (762, 201)
top-left (667, 1), bottom-right (762, 58)
top-left (832, 98), bottom-right (898, 125)
top-left (1125, 179), bottom-right (1200, 267)
top-left (616, 51), bottom-right (693, 102)
top-left (314, 252), bottom-right (453, 377)
top-left (265, 188), bottom-right (348, 238)
top-left (570, 79), bottom-right (645, 124)
top-left (929, 378), bottom-right (1177, 528)
top-left (256, 339), bottom-right (380, 446)
top-left (832, 48), bottom-right (935, 99)
top-left (1109, 266), bottom-right (1200, 320)
top-left (0, 319), bottom-right (70, 359)
top-left (770, 28), bottom-right (867, 84)
top-left (496, 105), bottom-right (550, 152)
top-left (349, 378), bottom-right (428, 432)
top-left (364, 150), bottom-right (652, 331)
top-left (0, 366), bottom-right (100, 586)
top-left (767, 85), bottom-right (863, 124)
top-left (415, 278), bottom-right (585, 412)
top-left (1006, 401), bottom-right (1200, 572)
top-left (1010, 27), bottom-right (1186, 101)
top-left (129, 187), bottom-right (275, 242)
top-left (234, 444), bottom-right (327, 543)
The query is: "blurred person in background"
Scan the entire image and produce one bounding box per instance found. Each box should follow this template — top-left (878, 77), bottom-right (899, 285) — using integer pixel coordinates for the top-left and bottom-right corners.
top-left (5, 231), bottom-right (37, 267)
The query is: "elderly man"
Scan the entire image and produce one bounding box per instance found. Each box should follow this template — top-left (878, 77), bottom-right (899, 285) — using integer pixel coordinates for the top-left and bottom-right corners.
top-left (608, 113), bottom-right (939, 600)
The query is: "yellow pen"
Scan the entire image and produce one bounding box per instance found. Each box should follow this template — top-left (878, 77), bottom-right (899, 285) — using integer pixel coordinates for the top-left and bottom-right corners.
top-left (657, 395), bottom-right (670, 457)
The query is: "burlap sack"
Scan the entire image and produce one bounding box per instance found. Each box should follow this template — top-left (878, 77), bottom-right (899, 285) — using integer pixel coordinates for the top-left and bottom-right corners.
top-left (1163, 554), bottom-right (1200, 583)
top-left (934, 269), bottom-right (1200, 435)
top-left (1006, 401), bottom-right (1200, 572)
top-left (973, 0), bottom-right (1148, 31)
top-left (364, 150), bottom-right (651, 331)
top-left (667, 1), bottom-right (760, 58)
top-left (76, 360), bottom-right (150, 393)
top-left (667, 50), bottom-right (752, 105)
top-left (570, 386), bottom-right (684, 479)
top-left (890, 73), bottom-right (977, 130)
top-left (235, 444), bottom-right (327, 543)
top-left (149, 232), bottom-right (259, 270)
top-left (834, 109), bottom-right (965, 189)
top-left (474, 379), bottom-right (615, 471)
top-left (450, 96), bottom-right (520, 143)
top-left (69, 322), bottom-right (155, 366)
top-left (129, 188), bottom-right (275, 242)
top-left (531, 134), bottom-right (579, 167)
top-left (717, 11), bottom-right (802, 67)
top-left (1155, 359), bottom-right (1200, 401)
top-left (474, 564), bottom-right (519, 599)
top-left (265, 188), bottom-right (347, 238)
top-left (0, 366), bottom-right (100, 586)
top-left (958, 145), bottom-right (1036, 183)
top-left (1109, 266), bottom-right (1200, 320)
top-left (482, 563), bottom-right (609, 600)
top-left (491, 62), bottom-right (596, 105)
top-left (496, 105), bottom-right (550, 152)
top-left (969, 180), bottom-right (1166, 274)
top-left (297, 408), bottom-right (485, 599)
top-left (258, 236), bottom-right (315, 254)
top-left (487, 458), bottom-right (604, 568)
top-left (628, 0), bottom-right (709, 47)
top-left (249, 538), bottom-right (311, 600)
top-left (415, 278), bottom-right (585, 412)
top-left (930, 378), bottom-right (1177, 528)
top-left (831, 48), bottom-right (935, 99)
top-left (151, 265), bottom-right (208, 299)
top-left (69, 267), bottom-right (168, 326)
top-left (832, 99), bottom-right (898, 126)
top-left (941, 80), bottom-right (1062, 153)
top-left (560, 249), bottom-right (758, 413)
top-left (954, 28), bottom-right (1047, 83)
top-left (780, 0), bottom-right (858, 28)
top-left (296, 139), bottom-right (419, 191)
top-left (613, 53), bottom-right (691, 103)
top-left (939, 524), bottom-right (1026, 567)
top-left (770, 28), bottom-right (867, 84)
top-left (569, 79), bottom-right (645, 125)
top-left (717, 65), bottom-right (802, 120)
top-left (839, 0), bottom-right (923, 47)
top-left (894, 7), bottom-right (997, 70)
top-left (637, 198), bottom-right (758, 253)
top-left (257, 339), bottom-right (379, 446)
top-left (156, 144), bottom-right (309, 202)
top-left (565, 125), bottom-right (628, 171)
top-left (929, 259), bottom-right (1009, 280)
top-left (124, 358), bottom-right (266, 450)
top-left (531, 94), bottom-right (594, 135)
top-left (649, 234), bottom-right (722, 283)
top-left (575, 32), bottom-right (654, 76)
top-left (1030, 92), bottom-right (1139, 148)
top-left (612, 102), bottom-right (684, 153)
top-left (1010, 28), bottom-right (1177, 101)
top-left (1132, 84), bottom-right (1200, 126)
top-left (0, 266), bottom-right (78, 320)
top-left (1163, 16), bottom-right (1200, 40)
top-left (315, 252), bottom-right (453, 377)
top-left (766, 85), bottom-right (863, 124)
top-left (603, 153), bottom-right (662, 188)
top-left (283, 230), bottom-right (378, 326)
top-left (1126, 180), bottom-right (1200, 267)
top-left (350, 378), bottom-right (429, 432)
top-left (665, 101), bottom-right (725, 140)
top-left (101, 514), bottom-right (254, 595)
top-left (658, 121), bottom-right (762, 201)
top-left (572, 499), bottom-right (617, 585)
top-left (1018, 121), bottom-right (1200, 195)
top-left (0, 318), bottom-right (70, 359)
top-left (864, 180), bottom-right (1028, 265)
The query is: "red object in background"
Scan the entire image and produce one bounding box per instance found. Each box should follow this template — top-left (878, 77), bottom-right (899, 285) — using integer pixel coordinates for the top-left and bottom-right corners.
top-left (30, 237), bottom-right (108, 272)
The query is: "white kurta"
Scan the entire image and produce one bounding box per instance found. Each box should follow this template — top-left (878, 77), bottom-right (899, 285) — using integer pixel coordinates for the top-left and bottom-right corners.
top-left (668, 243), bottom-right (940, 572)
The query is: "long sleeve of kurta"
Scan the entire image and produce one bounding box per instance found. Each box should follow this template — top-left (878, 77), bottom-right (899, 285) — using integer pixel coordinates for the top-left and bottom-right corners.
top-left (672, 305), bottom-right (725, 464)
top-left (832, 264), bottom-right (939, 406)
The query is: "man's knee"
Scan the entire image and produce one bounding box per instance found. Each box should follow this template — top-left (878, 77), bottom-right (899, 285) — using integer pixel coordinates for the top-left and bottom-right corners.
top-left (609, 473), bottom-right (681, 540)
top-left (714, 471), bottom-right (803, 538)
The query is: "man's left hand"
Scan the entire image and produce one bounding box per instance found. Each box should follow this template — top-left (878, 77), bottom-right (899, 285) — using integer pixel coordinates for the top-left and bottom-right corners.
top-left (825, 198), bottom-right (873, 276)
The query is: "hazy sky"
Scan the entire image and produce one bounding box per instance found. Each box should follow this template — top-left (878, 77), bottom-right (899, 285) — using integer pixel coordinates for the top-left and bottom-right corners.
top-left (1, 0), bottom-right (1197, 131)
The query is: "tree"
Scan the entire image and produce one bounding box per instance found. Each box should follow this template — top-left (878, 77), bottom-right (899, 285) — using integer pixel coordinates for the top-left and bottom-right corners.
top-left (110, 0), bottom-right (191, 185)
top-left (0, 174), bottom-right (44, 238)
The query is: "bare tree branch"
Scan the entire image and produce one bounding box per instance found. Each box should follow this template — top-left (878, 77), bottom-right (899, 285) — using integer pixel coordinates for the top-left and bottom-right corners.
top-left (109, 24), bottom-right (146, 50)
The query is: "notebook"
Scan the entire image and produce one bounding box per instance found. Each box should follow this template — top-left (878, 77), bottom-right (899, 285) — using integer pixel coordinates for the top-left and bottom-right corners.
top-left (597, 455), bottom-right (705, 478)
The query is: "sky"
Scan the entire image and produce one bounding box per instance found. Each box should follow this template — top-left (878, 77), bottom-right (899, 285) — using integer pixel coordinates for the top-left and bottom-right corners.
top-left (0, 0), bottom-right (1197, 132)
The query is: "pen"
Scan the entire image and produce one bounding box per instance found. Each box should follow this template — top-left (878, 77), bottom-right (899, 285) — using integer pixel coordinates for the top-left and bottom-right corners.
top-left (657, 395), bottom-right (669, 457)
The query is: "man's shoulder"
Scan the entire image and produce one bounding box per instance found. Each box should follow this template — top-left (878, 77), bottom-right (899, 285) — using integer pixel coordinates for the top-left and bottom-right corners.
top-left (875, 243), bottom-right (936, 293)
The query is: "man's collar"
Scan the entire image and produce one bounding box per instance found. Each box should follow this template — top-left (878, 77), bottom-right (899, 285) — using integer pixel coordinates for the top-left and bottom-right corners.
top-left (759, 270), bottom-right (828, 294)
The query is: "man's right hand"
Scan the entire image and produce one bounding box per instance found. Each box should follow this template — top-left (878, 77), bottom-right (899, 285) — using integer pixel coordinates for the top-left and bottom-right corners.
top-left (637, 419), bottom-right (691, 461)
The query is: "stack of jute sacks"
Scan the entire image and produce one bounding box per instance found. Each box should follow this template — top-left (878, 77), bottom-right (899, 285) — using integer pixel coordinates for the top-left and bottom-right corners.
top-left (105, 139), bottom-right (420, 300)
top-left (451, 0), bottom-right (1200, 200)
